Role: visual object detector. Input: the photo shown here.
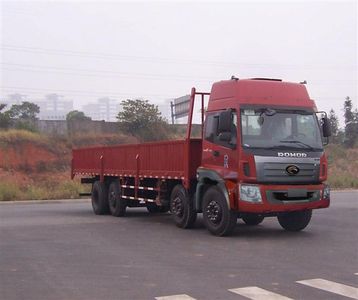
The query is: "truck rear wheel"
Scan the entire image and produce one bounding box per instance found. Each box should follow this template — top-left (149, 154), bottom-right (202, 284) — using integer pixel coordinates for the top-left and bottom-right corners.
top-left (170, 185), bottom-right (196, 229)
top-left (242, 214), bottom-right (265, 226)
top-left (202, 186), bottom-right (237, 236)
top-left (277, 210), bottom-right (312, 231)
top-left (108, 181), bottom-right (127, 217)
top-left (91, 181), bottom-right (109, 215)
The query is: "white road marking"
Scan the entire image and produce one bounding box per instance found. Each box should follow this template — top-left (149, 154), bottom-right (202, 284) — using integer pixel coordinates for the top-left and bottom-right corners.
top-left (355, 273), bottom-right (358, 276)
top-left (155, 295), bottom-right (196, 300)
top-left (297, 278), bottom-right (358, 299)
top-left (228, 286), bottom-right (293, 300)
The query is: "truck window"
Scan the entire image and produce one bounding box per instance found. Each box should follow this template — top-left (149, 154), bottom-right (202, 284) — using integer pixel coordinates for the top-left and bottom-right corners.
top-left (240, 108), bottom-right (323, 150)
top-left (205, 111), bottom-right (237, 148)
top-left (241, 114), bottom-right (261, 135)
top-left (204, 113), bottom-right (219, 143)
top-left (297, 115), bottom-right (318, 139)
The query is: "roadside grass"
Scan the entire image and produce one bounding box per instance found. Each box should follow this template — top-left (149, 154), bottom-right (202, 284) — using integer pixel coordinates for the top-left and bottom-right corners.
top-left (0, 129), bottom-right (46, 146)
top-left (328, 174), bottom-right (358, 189)
top-left (326, 144), bottom-right (358, 188)
top-left (25, 180), bottom-right (84, 200)
top-left (0, 179), bottom-right (88, 201)
top-left (0, 182), bottom-right (21, 201)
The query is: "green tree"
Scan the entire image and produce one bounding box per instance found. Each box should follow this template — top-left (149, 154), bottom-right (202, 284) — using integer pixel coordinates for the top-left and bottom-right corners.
top-left (353, 108), bottom-right (358, 144)
top-left (8, 101), bottom-right (40, 120)
top-left (8, 101), bottom-right (40, 131)
top-left (343, 96), bottom-right (358, 147)
top-left (117, 99), bottom-right (169, 141)
top-left (328, 108), bottom-right (340, 143)
top-left (0, 104), bottom-right (11, 129)
top-left (66, 110), bottom-right (91, 121)
top-left (328, 109), bottom-right (339, 136)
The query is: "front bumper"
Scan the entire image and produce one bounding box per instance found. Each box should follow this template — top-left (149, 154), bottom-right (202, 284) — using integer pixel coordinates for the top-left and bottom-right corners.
top-left (236, 183), bottom-right (330, 213)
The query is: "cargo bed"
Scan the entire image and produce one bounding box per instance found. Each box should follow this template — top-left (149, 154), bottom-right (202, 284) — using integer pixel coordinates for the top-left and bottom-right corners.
top-left (72, 139), bottom-right (202, 184)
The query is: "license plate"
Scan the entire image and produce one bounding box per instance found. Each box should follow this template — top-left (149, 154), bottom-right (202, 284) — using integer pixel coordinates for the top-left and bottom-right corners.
top-left (287, 189), bottom-right (307, 198)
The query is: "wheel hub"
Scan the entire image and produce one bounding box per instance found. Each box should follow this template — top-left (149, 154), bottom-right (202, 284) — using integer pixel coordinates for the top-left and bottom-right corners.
top-left (206, 200), bottom-right (222, 224)
top-left (172, 196), bottom-right (183, 217)
top-left (109, 191), bottom-right (116, 208)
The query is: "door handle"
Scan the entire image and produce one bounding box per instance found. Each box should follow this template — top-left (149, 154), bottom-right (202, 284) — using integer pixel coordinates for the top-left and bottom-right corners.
top-left (212, 150), bottom-right (220, 157)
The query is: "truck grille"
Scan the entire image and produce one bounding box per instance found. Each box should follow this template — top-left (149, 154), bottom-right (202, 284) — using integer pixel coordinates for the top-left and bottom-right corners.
top-left (255, 156), bottom-right (320, 184)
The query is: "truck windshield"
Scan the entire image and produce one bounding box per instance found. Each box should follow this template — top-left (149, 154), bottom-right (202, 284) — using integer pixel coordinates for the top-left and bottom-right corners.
top-left (240, 108), bottom-right (323, 151)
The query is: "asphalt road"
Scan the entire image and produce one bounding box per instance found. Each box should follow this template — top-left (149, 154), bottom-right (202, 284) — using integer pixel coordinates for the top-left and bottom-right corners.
top-left (0, 191), bottom-right (357, 300)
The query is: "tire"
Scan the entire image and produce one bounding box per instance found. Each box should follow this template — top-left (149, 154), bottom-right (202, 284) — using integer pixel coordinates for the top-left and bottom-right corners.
top-left (147, 203), bottom-right (170, 213)
top-left (170, 185), bottom-right (197, 229)
top-left (277, 210), bottom-right (312, 231)
top-left (202, 186), bottom-right (237, 236)
top-left (91, 181), bottom-right (109, 215)
top-left (108, 181), bottom-right (127, 217)
top-left (242, 214), bottom-right (265, 226)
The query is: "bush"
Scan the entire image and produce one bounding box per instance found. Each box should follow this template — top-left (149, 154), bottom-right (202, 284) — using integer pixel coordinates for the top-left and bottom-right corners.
top-left (13, 120), bottom-right (38, 132)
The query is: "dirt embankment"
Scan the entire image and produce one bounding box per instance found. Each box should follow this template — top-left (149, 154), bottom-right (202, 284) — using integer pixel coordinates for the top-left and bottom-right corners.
top-left (1, 143), bottom-right (62, 171)
top-left (0, 130), bottom-right (70, 186)
top-left (0, 130), bottom-right (138, 200)
top-left (0, 130), bottom-right (137, 178)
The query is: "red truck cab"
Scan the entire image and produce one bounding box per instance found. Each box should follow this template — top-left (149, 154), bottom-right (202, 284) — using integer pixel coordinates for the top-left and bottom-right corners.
top-left (72, 77), bottom-right (331, 236)
top-left (194, 78), bottom-right (330, 235)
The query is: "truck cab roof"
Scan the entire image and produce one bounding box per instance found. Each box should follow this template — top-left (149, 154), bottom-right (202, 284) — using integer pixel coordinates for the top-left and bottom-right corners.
top-left (208, 78), bottom-right (316, 110)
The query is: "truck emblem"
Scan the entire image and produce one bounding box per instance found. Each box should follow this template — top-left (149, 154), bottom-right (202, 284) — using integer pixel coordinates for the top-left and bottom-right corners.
top-left (278, 152), bottom-right (307, 158)
top-left (286, 165), bottom-right (300, 175)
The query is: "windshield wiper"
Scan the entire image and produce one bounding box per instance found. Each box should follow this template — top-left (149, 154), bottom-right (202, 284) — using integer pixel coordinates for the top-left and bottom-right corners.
top-left (246, 145), bottom-right (299, 150)
top-left (279, 140), bottom-right (316, 150)
top-left (243, 143), bottom-right (322, 151)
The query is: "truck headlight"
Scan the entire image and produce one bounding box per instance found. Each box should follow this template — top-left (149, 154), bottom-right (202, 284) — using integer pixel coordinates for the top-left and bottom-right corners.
top-left (240, 184), bottom-right (262, 203)
top-left (323, 185), bottom-right (330, 200)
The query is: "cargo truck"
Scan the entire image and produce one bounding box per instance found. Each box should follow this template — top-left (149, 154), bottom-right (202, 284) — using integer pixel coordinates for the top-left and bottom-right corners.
top-left (71, 77), bottom-right (331, 236)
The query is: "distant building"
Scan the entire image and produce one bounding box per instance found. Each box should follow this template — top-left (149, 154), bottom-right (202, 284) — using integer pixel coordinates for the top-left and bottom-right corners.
top-left (36, 94), bottom-right (73, 120)
top-left (1, 93), bottom-right (73, 120)
top-left (82, 98), bottom-right (122, 122)
top-left (158, 101), bottom-right (172, 122)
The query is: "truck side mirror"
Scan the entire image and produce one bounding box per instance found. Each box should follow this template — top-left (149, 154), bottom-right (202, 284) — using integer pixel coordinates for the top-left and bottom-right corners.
top-left (322, 117), bottom-right (331, 137)
top-left (218, 109), bottom-right (232, 133)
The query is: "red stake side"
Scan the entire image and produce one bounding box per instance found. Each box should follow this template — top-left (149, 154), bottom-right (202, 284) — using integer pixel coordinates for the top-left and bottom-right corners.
top-left (72, 139), bottom-right (202, 184)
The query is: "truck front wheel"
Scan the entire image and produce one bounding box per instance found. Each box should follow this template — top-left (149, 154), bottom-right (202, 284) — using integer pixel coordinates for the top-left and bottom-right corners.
top-left (202, 186), bottom-right (237, 236)
top-left (277, 210), bottom-right (312, 231)
top-left (108, 181), bottom-right (127, 217)
top-left (91, 181), bottom-right (109, 215)
top-left (170, 185), bottom-right (196, 229)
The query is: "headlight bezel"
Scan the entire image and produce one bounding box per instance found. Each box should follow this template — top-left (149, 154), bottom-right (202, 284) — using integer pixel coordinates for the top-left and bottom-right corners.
top-left (239, 184), bottom-right (262, 203)
top-left (323, 185), bottom-right (330, 200)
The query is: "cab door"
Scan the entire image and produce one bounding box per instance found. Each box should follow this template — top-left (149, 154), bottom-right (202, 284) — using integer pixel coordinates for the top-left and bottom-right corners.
top-left (201, 109), bottom-right (238, 180)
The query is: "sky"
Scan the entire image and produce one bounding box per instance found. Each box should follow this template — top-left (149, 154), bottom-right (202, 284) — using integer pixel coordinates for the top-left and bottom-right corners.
top-left (0, 0), bottom-right (357, 125)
